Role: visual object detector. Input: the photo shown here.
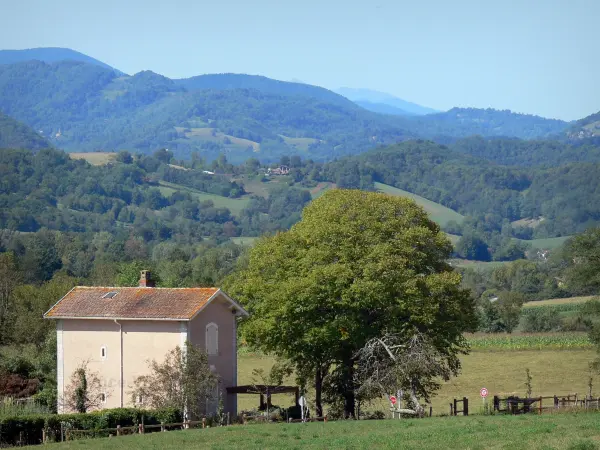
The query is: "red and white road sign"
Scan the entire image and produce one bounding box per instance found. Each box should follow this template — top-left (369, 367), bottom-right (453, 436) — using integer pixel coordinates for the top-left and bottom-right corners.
top-left (390, 395), bottom-right (397, 405)
top-left (480, 388), bottom-right (488, 398)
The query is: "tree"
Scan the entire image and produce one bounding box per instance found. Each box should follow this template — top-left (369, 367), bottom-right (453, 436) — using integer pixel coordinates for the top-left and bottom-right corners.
top-left (62, 362), bottom-right (107, 413)
top-left (564, 228), bottom-right (600, 294)
top-left (355, 332), bottom-right (460, 416)
top-left (0, 252), bottom-right (20, 343)
top-left (456, 234), bottom-right (491, 261)
top-left (225, 189), bottom-right (477, 418)
top-left (130, 342), bottom-right (217, 418)
top-left (496, 291), bottom-right (525, 333)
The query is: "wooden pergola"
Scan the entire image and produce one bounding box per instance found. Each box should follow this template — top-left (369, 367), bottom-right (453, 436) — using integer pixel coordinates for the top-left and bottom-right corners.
top-left (226, 385), bottom-right (300, 409)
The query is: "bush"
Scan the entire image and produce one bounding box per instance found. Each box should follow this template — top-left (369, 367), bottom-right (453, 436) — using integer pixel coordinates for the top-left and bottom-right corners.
top-left (0, 407), bottom-right (180, 446)
top-left (521, 307), bottom-right (562, 332)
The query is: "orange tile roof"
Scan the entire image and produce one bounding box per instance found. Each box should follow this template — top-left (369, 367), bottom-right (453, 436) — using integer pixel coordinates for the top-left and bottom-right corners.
top-left (44, 287), bottom-right (221, 320)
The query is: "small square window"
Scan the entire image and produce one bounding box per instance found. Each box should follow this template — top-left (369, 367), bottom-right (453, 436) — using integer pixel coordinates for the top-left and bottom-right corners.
top-left (100, 346), bottom-right (107, 360)
top-left (100, 393), bottom-right (106, 403)
top-left (102, 291), bottom-right (118, 299)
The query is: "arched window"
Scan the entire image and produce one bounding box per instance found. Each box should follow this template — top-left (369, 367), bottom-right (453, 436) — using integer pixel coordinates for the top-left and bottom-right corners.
top-left (206, 323), bottom-right (218, 356)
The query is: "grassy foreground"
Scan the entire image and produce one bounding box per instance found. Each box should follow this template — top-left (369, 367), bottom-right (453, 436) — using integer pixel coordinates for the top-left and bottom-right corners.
top-left (46, 412), bottom-right (600, 449)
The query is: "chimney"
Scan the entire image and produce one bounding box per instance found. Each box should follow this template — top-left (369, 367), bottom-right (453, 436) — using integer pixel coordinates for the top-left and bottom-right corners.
top-left (139, 270), bottom-right (155, 288)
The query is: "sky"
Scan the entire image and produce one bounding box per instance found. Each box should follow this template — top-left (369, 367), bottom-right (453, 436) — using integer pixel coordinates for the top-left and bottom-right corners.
top-left (0, 0), bottom-right (598, 120)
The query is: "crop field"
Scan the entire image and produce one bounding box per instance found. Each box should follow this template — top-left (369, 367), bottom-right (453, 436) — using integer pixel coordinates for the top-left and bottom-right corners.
top-left (68, 152), bottom-right (117, 165)
top-left (524, 297), bottom-right (594, 308)
top-left (278, 135), bottom-right (320, 152)
top-left (52, 408), bottom-right (600, 449)
top-left (374, 182), bottom-right (465, 227)
top-left (466, 332), bottom-right (592, 351)
top-left (158, 181), bottom-right (250, 215)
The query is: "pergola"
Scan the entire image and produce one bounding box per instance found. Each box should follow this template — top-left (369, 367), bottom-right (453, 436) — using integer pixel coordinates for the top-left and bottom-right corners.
top-left (226, 385), bottom-right (300, 409)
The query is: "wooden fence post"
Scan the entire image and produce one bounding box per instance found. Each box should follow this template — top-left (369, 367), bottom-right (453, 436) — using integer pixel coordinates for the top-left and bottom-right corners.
top-left (202, 417), bottom-right (206, 429)
top-left (493, 396), bottom-right (499, 412)
top-left (463, 397), bottom-right (469, 416)
top-left (324, 415), bottom-right (328, 423)
top-left (138, 423), bottom-right (143, 434)
top-left (539, 397), bottom-right (543, 414)
top-left (429, 406), bottom-right (433, 417)
top-left (42, 429), bottom-right (47, 444)
top-left (453, 399), bottom-right (458, 416)
top-left (117, 425), bottom-right (121, 436)
top-left (449, 403), bottom-right (453, 415)
top-left (161, 422), bottom-right (165, 432)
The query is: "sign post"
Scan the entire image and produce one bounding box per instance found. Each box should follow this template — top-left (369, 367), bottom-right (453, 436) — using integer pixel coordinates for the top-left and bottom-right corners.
top-left (480, 387), bottom-right (488, 413)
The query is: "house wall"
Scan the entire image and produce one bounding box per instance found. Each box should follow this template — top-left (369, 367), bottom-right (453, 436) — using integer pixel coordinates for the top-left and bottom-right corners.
top-left (57, 294), bottom-right (239, 415)
top-left (188, 293), bottom-right (237, 415)
top-left (59, 319), bottom-right (181, 412)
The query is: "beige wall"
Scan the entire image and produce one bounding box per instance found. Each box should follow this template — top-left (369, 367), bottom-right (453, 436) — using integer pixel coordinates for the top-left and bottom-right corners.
top-left (188, 293), bottom-right (237, 414)
top-left (57, 294), bottom-right (238, 415)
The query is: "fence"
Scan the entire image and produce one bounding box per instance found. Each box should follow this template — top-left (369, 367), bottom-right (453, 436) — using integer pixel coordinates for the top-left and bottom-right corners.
top-left (492, 393), bottom-right (600, 415)
top-left (450, 397), bottom-right (469, 416)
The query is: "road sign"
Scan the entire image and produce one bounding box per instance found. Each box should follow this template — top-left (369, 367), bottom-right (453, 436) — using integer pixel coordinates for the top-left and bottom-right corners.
top-left (390, 395), bottom-right (397, 405)
top-left (480, 388), bottom-right (488, 398)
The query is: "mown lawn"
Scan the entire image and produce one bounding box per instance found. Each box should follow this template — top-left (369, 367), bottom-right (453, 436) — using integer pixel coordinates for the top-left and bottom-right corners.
top-left (45, 411), bottom-right (600, 449)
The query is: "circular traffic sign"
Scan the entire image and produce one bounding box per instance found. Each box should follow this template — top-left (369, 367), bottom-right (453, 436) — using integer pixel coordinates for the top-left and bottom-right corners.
top-left (480, 388), bottom-right (488, 398)
top-left (390, 395), bottom-right (397, 405)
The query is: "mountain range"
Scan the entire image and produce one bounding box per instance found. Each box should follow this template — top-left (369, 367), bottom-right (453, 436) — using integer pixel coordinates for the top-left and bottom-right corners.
top-left (335, 87), bottom-right (438, 116)
top-left (0, 47), bottom-right (586, 163)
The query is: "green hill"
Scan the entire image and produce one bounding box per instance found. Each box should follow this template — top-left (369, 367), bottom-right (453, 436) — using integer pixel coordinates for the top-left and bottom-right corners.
top-left (0, 111), bottom-right (51, 150)
top-left (374, 182), bottom-right (465, 227)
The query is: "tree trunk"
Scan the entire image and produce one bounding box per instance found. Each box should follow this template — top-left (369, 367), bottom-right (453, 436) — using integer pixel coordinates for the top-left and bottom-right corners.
top-left (342, 357), bottom-right (356, 419)
top-left (409, 382), bottom-right (424, 418)
top-left (315, 367), bottom-right (324, 418)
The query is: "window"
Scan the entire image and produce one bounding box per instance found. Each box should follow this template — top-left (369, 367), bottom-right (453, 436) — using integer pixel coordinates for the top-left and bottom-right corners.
top-left (102, 291), bottom-right (118, 299)
top-left (205, 323), bottom-right (218, 356)
top-left (100, 346), bottom-right (107, 360)
top-left (100, 393), bottom-right (106, 404)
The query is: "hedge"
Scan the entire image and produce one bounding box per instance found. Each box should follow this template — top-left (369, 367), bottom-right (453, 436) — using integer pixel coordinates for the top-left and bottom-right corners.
top-left (0, 407), bottom-right (181, 446)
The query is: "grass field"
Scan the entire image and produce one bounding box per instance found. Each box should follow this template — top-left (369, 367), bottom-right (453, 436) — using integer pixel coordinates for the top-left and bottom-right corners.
top-left (68, 152), bottom-right (117, 165)
top-left (278, 135), bottom-right (320, 152)
top-left (375, 182), bottom-right (465, 227)
top-left (174, 127), bottom-right (260, 152)
top-left (525, 236), bottom-right (571, 250)
top-left (158, 181), bottom-right (251, 216)
top-left (237, 345), bottom-right (597, 415)
top-left (230, 237), bottom-right (258, 246)
top-left (50, 411), bottom-right (600, 449)
top-left (524, 296), bottom-right (595, 308)
top-left (451, 259), bottom-right (509, 270)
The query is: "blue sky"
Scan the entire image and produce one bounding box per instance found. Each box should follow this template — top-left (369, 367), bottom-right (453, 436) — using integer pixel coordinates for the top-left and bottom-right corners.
top-left (1, 0), bottom-right (597, 120)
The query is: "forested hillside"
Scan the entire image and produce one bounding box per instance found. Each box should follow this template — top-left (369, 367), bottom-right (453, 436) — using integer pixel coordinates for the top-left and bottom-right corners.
top-left (0, 57), bottom-right (575, 162)
top-left (0, 112), bottom-right (51, 150)
top-left (324, 140), bottom-right (600, 238)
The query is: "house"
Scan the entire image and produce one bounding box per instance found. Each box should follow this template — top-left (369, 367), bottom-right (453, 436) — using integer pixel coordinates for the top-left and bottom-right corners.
top-left (43, 270), bottom-right (248, 414)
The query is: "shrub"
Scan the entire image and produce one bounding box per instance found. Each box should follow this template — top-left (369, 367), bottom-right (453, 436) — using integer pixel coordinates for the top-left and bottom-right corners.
top-left (521, 307), bottom-right (563, 332)
top-left (0, 407), bottom-right (180, 446)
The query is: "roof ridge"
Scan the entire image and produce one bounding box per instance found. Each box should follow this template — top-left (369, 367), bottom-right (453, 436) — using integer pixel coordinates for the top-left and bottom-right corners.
top-left (74, 286), bottom-right (218, 290)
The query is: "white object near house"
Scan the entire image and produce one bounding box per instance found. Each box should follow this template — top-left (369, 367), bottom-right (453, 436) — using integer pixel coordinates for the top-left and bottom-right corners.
top-left (44, 270), bottom-right (248, 415)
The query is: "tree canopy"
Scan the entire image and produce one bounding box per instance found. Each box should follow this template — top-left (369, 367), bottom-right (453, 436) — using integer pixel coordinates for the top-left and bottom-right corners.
top-left (225, 189), bottom-right (477, 417)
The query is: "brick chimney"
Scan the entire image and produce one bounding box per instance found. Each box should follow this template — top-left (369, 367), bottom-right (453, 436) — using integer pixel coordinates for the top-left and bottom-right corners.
top-left (139, 270), bottom-right (155, 288)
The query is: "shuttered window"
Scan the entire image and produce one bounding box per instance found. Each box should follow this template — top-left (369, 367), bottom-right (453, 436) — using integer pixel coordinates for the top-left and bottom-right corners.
top-left (206, 323), bottom-right (218, 356)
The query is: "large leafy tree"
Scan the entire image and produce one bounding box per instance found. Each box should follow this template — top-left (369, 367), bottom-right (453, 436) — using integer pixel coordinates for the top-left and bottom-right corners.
top-left (225, 189), bottom-right (476, 417)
